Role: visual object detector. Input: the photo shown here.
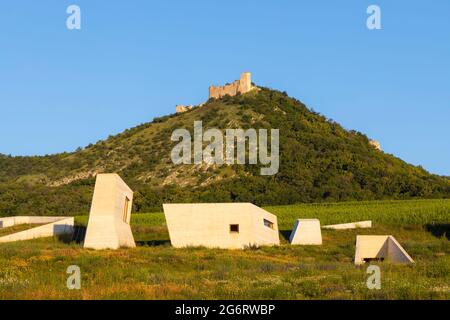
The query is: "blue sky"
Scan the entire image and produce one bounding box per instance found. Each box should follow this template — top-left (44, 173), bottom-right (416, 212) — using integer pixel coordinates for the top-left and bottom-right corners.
top-left (0, 1), bottom-right (449, 175)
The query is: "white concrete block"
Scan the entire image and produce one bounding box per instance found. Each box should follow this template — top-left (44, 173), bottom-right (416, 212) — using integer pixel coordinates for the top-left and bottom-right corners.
top-left (83, 173), bottom-right (135, 250)
top-left (354, 235), bottom-right (414, 265)
top-left (289, 219), bottom-right (322, 245)
top-left (163, 203), bottom-right (280, 249)
top-left (0, 217), bottom-right (74, 243)
top-left (0, 217), bottom-right (16, 228)
top-left (323, 220), bottom-right (372, 230)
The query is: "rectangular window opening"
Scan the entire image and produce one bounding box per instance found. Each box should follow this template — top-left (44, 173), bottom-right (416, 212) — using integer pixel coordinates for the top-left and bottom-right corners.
top-left (264, 219), bottom-right (274, 229)
top-left (230, 224), bottom-right (239, 233)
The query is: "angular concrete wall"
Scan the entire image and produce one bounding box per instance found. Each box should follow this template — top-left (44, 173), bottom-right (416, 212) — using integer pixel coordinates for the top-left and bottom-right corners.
top-left (0, 217), bottom-right (18, 228)
top-left (83, 174), bottom-right (136, 250)
top-left (0, 216), bottom-right (74, 230)
top-left (0, 217), bottom-right (74, 243)
top-left (289, 219), bottom-right (322, 245)
top-left (0, 216), bottom-right (70, 228)
top-left (386, 236), bottom-right (415, 264)
top-left (354, 235), bottom-right (414, 265)
top-left (323, 221), bottom-right (372, 230)
top-left (163, 203), bottom-right (280, 249)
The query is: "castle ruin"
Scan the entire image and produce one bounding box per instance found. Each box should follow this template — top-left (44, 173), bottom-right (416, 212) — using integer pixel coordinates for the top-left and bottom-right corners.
top-left (176, 72), bottom-right (257, 113)
top-left (209, 72), bottom-right (256, 99)
top-left (175, 105), bottom-right (193, 113)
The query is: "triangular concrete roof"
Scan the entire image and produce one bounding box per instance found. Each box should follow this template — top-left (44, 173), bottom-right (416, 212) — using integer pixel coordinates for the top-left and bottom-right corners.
top-left (354, 235), bottom-right (414, 265)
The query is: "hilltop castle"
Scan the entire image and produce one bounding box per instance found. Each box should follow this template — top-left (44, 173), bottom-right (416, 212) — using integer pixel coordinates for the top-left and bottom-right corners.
top-left (209, 72), bottom-right (257, 99)
top-left (176, 72), bottom-right (257, 113)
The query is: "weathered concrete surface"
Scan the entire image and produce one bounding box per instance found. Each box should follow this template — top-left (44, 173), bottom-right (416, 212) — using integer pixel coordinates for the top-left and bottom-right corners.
top-left (289, 219), bottom-right (322, 245)
top-left (83, 174), bottom-right (136, 250)
top-left (354, 235), bottom-right (414, 265)
top-left (323, 220), bottom-right (372, 230)
top-left (0, 217), bottom-right (74, 243)
top-left (163, 203), bottom-right (280, 249)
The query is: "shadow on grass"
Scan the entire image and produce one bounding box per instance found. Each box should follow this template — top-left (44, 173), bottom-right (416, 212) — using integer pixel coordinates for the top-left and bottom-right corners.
top-left (279, 230), bottom-right (292, 241)
top-left (58, 225), bottom-right (86, 244)
top-left (425, 223), bottom-right (450, 240)
top-left (136, 240), bottom-right (171, 247)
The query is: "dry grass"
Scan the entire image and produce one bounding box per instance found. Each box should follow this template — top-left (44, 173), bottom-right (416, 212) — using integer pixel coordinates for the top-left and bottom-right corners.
top-left (0, 199), bottom-right (448, 300)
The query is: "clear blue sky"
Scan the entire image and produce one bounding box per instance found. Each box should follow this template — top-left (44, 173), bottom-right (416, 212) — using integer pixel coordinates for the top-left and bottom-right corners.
top-left (0, 1), bottom-right (449, 175)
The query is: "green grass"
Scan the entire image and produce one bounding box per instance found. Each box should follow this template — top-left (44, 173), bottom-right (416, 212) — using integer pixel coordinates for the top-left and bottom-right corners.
top-left (266, 199), bottom-right (450, 229)
top-left (75, 199), bottom-right (450, 229)
top-left (0, 199), bottom-right (449, 300)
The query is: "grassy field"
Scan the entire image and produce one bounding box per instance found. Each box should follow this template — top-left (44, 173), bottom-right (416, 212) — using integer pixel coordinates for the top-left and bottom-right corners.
top-left (0, 199), bottom-right (449, 300)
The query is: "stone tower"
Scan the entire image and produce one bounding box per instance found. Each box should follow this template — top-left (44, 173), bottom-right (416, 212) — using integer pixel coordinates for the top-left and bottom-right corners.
top-left (239, 72), bottom-right (252, 93)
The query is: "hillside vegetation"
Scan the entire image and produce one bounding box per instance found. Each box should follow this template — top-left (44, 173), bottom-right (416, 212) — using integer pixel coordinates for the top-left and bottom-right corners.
top-left (0, 89), bottom-right (449, 216)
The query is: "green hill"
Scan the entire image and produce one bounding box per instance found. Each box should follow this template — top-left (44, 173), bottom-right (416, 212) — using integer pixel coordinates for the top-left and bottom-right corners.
top-left (0, 88), bottom-right (449, 216)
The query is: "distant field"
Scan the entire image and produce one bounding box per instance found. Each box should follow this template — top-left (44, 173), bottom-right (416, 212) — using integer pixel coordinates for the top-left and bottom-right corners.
top-left (266, 199), bottom-right (450, 228)
top-left (75, 199), bottom-right (450, 227)
top-left (0, 199), bottom-right (449, 300)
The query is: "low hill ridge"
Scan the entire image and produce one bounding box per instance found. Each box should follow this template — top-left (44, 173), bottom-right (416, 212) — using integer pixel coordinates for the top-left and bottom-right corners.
top-left (0, 88), bottom-right (449, 215)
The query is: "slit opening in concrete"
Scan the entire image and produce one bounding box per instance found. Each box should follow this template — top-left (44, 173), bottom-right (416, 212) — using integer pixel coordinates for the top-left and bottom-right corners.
top-left (123, 196), bottom-right (130, 223)
top-left (363, 257), bottom-right (385, 263)
top-left (264, 219), bottom-right (274, 229)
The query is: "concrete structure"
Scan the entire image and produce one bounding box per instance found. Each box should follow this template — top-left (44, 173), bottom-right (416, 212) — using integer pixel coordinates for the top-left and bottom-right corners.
top-left (163, 203), bottom-right (280, 249)
top-left (354, 235), bottom-right (414, 265)
top-left (209, 72), bottom-right (257, 99)
top-left (0, 216), bottom-right (74, 243)
top-left (176, 105), bottom-right (193, 114)
top-left (323, 220), bottom-right (372, 230)
top-left (289, 219), bottom-right (322, 245)
top-left (83, 174), bottom-right (136, 250)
